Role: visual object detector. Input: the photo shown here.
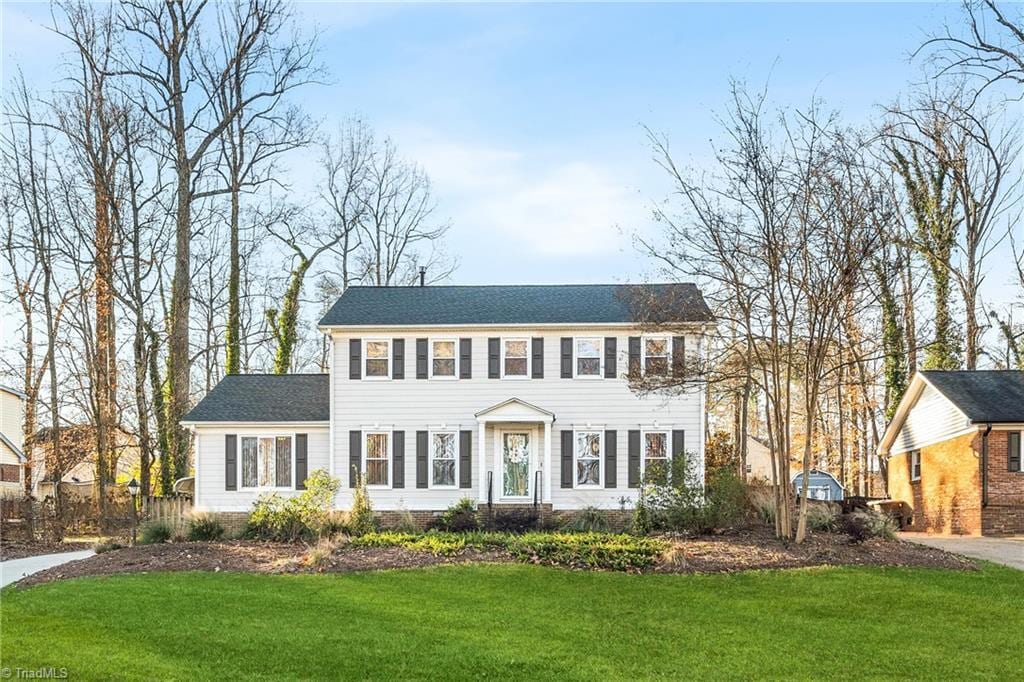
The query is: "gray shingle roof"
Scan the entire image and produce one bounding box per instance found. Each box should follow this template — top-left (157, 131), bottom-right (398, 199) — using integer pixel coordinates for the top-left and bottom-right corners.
top-left (923, 371), bottom-right (1024, 423)
top-left (182, 374), bottom-right (329, 423)
top-left (319, 284), bottom-right (713, 326)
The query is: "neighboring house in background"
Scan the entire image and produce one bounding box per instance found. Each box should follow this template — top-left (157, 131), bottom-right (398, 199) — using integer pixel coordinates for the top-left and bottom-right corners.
top-left (744, 435), bottom-right (803, 483)
top-left (879, 371), bottom-right (1024, 536)
top-left (182, 284), bottom-right (713, 524)
top-left (30, 424), bottom-right (141, 499)
top-left (0, 385), bottom-right (28, 496)
top-left (792, 469), bottom-right (844, 501)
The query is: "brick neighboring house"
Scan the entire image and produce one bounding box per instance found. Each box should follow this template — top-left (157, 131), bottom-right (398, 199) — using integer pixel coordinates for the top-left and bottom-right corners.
top-left (878, 371), bottom-right (1024, 536)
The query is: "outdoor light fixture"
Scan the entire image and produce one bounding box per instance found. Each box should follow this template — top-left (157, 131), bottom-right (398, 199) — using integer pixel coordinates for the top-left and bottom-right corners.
top-left (127, 478), bottom-right (140, 497)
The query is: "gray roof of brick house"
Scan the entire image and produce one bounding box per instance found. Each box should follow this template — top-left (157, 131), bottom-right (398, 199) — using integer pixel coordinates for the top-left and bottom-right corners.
top-left (924, 370), bottom-right (1024, 423)
top-left (181, 374), bottom-right (329, 423)
top-left (319, 283), bottom-right (713, 326)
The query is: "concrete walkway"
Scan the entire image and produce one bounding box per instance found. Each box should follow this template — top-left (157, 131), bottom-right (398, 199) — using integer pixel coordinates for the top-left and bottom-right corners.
top-left (901, 533), bottom-right (1024, 571)
top-left (0, 549), bottom-right (95, 588)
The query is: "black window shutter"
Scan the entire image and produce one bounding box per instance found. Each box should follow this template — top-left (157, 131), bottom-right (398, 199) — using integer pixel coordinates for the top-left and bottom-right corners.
top-left (488, 338), bottom-right (500, 378)
top-left (225, 434), bottom-right (237, 491)
top-left (560, 337), bottom-right (573, 378)
top-left (349, 430), bottom-right (361, 488)
top-left (459, 338), bottom-right (472, 379)
top-left (295, 433), bottom-right (308, 490)
top-left (1009, 432), bottom-right (1021, 472)
top-left (349, 339), bottom-right (362, 380)
top-left (561, 430), bottom-right (573, 488)
top-left (672, 430), bottom-right (685, 464)
top-left (672, 336), bottom-right (686, 376)
top-left (416, 338), bottom-right (428, 379)
top-left (392, 339), bottom-right (405, 379)
top-left (628, 337), bottom-right (641, 377)
top-left (459, 430), bottom-right (472, 488)
top-left (604, 337), bottom-right (617, 379)
top-left (532, 338), bottom-right (544, 378)
top-left (604, 430), bottom-right (617, 488)
top-left (416, 431), bottom-right (429, 488)
top-left (627, 430), bottom-right (641, 488)
top-left (392, 430), bottom-right (405, 488)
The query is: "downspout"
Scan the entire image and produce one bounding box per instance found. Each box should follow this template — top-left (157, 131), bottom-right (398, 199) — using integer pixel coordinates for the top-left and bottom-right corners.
top-left (981, 423), bottom-right (992, 508)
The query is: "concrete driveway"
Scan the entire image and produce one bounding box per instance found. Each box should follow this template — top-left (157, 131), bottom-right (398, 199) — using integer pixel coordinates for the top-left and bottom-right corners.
top-left (901, 533), bottom-right (1024, 571)
top-left (0, 549), bottom-right (95, 588)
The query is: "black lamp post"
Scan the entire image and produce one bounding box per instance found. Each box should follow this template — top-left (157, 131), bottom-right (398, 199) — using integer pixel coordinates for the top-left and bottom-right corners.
top-left (127, 478), bottom-right (140, 545)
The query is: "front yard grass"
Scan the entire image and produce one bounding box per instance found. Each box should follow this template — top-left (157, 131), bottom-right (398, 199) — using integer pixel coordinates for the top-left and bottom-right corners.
top-left (2, 563), bottom-right (1021, 680)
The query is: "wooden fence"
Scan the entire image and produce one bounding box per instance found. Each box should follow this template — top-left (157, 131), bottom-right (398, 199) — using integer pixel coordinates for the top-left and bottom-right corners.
top-left (143, 495), bottom-right (193, 533)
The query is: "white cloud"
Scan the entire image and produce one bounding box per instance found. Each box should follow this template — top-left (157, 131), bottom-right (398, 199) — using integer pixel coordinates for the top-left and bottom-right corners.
top-left (398, 130), bottom-right (642, 257)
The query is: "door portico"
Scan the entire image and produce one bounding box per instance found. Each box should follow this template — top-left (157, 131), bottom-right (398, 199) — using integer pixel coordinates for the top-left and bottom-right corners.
top-left (474, 398), bottom-right (554, 505)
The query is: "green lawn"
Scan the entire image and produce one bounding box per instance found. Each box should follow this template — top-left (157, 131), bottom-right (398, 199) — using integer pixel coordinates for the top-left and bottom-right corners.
top-left (2, 564), bottom-right (1021, 680)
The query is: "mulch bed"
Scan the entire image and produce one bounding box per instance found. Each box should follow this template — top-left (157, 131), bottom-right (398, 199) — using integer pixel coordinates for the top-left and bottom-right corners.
top-left (0, 539), bottom-right (94, 562)
top-left (13, 530), bottom-right (975, 588)
top-left (655, 527), bottom-right (976, 573)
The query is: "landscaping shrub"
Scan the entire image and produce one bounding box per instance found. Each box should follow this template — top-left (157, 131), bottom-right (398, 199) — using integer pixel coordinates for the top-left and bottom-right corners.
top-left (349, 530), bottom-right (668, 570)
top-left (94, 538), bottom-right (125, 554)
top-left (320, 513), bottom-right (349, 538)
top-left (246, 469), bottom-right (342, 541)
top-left (804, 504), bottom-right (839, 533)
top-left (302, 537), bottom-right (338, 569)
top-left (843, 511), bottom-right (898, 543)
top-left (186, 513), bottom-right (225, 541)
top-left (347, 474), bottom-right (377, 537)
top-left (508, 533), bottom-right (667, 571)
top-left (641, 453), bottom-right (747, 535)
top-left (432, 498), bottom-right (479, 532)
top-left (139, 521), bottom-right (172, 545)
top-left (562, 506), bottom-right (611, 533)
top-left (482, 508), bottom-right (539, 533)
top-left (388, 507), bottom-right (420, 533)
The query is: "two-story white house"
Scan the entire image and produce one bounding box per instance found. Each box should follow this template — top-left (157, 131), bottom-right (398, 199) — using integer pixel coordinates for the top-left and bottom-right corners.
top-left (182, 284), bottom-right (713, 524)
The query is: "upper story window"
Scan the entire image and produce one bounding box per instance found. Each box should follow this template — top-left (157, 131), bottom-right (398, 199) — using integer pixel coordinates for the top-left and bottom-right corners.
top-left (241, 435), bottom-right (293, 489)
top-left (431, 431), bottom-right (457, 487)
top-left (643, 431), bottom-right (669, 483)
top-left (503, 338), bottom-right (529, 378)
top-left (431, 339), bottom-right (457, 378)
top-left (364, 340), bottom-right (391, 379)
top-left (365, 431), bottom-right (390, 486)
top-left (575, 430), bottom-right (602, 487)
top-left (643, 337), bottom-right (669, 376)
top-left (575, 338), bottom-right (602, 378)
top-left (910, 450), bottom-right (921, 481)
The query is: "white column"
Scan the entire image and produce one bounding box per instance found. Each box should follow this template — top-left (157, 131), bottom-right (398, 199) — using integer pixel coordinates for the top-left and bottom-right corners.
top-left (543, 420), bottom-right (552, 504)
top-left (478, 420), bottom-right (487, 503)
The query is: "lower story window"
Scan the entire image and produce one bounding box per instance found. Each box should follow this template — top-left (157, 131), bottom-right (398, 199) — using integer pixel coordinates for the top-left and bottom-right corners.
top-left (365, 432), bottom-right (390, 486)
top-left (575, 431), bottom-right (601, 486)
top-left (431, 431), bottom-right (457, 487)
top-left (643, 431), bottom-right (669, 483)
top-left (241, 436), bottom-right (292, 488)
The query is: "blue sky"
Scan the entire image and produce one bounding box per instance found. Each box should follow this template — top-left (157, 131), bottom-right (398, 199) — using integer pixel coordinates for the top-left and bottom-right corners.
top-left (1, 1), bottom-right (1003, 290)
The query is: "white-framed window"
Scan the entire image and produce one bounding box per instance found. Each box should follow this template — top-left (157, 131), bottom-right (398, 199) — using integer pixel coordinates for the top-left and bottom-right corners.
top-left (430, 431), bottom-right (458, 488)
top-left (240, 435), bottom-right (294, 489)
top-left (364, 339), bottom-right (391, 379)
top-left (574, 337), bottom-right (602, 378)
top-left (575, 430), bottom-right (602, 487)
top-left (910, 449), bottom-right (921, 481)
top-left (365, 431), bottom-right (390, 486)
top-left (642, 430), bottom-right (670, 480)
top-left (643, 336), bottom-right (670, 376)
top-left (430, 339), bottom-right (458, 379)
top-left (502, 338), bottom-right (530, 378)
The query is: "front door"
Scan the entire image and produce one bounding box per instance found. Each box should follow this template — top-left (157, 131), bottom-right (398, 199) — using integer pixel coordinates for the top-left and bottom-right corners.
top-left (500, 430), bottom-right (532, 499)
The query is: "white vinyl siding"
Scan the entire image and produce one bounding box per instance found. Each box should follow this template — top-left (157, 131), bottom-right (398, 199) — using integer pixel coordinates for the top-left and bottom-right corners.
top-left (891, 383), bottom-right (973, 455)
top-left (332, 327), bottom-right (704, 510)
top-left (193, 426), bottom-right (329, 512)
